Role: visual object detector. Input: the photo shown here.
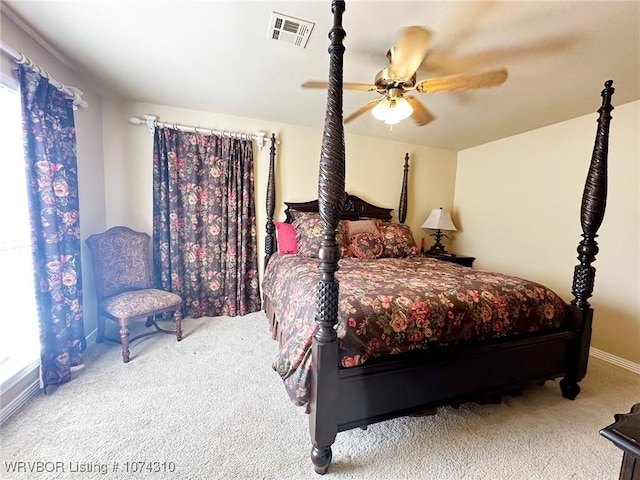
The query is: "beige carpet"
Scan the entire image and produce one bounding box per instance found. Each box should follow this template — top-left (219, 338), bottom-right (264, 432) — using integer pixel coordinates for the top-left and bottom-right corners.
top-left (1, 312), bottom-right (638, 480)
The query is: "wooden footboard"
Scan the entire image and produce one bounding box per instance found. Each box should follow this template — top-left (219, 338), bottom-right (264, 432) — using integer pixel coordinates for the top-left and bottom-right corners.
top-left (335, 330), bottom-right (577, 430)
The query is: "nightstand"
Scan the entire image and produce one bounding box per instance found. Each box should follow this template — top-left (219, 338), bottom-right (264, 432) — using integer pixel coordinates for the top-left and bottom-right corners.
top-left (423, 253), bottom-right (475, 268)
top-left (600, 403), bottom-right (640, 480)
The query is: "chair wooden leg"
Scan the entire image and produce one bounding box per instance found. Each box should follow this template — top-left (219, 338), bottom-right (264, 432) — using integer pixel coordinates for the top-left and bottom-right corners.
top-left (96, 315), bottom-right (105, 343)
top-left (175, 312), bottom-right (183, 341)
top-left (118, 319), bottom-right (130, 363)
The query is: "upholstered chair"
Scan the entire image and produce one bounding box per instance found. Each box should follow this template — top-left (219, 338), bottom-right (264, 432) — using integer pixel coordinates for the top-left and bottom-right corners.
top-left (86, 226), bottom-right (183, 363)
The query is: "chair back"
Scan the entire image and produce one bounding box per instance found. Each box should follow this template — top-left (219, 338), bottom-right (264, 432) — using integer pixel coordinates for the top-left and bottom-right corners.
top-left (86, 226), bottom-right (154, 301)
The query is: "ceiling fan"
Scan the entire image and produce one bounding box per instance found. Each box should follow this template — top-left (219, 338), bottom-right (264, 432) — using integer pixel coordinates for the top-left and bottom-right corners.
top-left (302, 26), bottom-right (508, 128)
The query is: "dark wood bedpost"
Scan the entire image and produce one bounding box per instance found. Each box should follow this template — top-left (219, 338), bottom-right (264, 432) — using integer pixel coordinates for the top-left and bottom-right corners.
top-left (309, 0), bottom-right (346, 475)
top-left (561, 80), bottom-right (614, 400)
top-left (264, 133), bottom-right (277, 269)
top-left (398, 152), bottom-right (409, 224)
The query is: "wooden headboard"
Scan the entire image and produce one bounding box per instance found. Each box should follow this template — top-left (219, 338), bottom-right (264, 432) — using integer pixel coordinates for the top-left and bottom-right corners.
top-left (263, 150), bottom-right (410, 268)
top-left (284, 194), bottom-right (393, 223)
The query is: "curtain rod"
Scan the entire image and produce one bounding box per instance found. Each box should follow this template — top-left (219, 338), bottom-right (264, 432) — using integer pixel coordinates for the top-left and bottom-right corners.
top-left (128, 115), bottom-right (274, 151)
top-left (1, 41), bottom-right (88, 109)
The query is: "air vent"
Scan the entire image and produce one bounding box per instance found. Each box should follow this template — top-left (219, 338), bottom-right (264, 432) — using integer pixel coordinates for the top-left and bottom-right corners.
top-left (269, 12), bottom-right (314, 48)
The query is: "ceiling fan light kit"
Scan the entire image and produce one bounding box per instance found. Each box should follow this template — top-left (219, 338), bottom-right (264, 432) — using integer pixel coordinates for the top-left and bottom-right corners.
top-left (372, 89), bottom-right (413, 125)
top-left (302, 26), bottom-right (508, 129)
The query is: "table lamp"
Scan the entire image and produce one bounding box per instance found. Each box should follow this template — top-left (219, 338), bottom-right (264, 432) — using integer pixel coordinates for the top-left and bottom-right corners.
top-left (421, 207), bottom-right (457, 255)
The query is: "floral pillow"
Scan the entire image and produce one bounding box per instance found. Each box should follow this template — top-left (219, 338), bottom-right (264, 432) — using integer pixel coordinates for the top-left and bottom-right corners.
top-left (292, 211), bottom-right (348, 258)
top-left (377, 222), bottom-right (418, 257)
top-left (275, 222), bottom-right (298, 255)
top-left (350, 232), bottom-right (384, 259)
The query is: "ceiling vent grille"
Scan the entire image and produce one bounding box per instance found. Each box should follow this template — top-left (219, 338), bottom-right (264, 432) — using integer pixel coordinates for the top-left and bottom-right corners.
top-left (269, 12), bottom-right (314, 48)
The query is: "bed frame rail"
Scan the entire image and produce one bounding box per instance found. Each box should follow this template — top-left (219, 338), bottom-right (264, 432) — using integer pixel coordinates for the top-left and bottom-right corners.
top-left (336, 331), bottom-right (575, 431)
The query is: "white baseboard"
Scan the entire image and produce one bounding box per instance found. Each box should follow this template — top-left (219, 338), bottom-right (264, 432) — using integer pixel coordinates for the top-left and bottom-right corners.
top-left (590, 347), bottom-right (640, 375)
top-left (0, 328), bottom-right (98, 426)
top-left (0, 376), bottom-right (40, 425)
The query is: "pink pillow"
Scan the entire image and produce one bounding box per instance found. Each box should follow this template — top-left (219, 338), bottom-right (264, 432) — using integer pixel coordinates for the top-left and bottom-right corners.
top-left (275, 222), bottom-right (298, 255)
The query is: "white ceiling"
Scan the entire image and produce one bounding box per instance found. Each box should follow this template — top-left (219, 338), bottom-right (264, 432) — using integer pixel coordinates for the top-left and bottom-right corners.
top-left (4, 1), bottom-right (639, 151)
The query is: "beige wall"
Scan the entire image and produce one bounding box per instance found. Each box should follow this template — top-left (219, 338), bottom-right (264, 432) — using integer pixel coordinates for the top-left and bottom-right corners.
top-left (1, 14), bottom-right (108, 338)
top-left (106, 101), bottom-right (457, 279)
top-left (454, 100), bottom-right (640, 364)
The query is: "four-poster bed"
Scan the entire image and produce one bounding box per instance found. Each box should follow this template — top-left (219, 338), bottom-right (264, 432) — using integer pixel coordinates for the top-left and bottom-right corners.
top-left (262, 1), bottom-right (614, 474)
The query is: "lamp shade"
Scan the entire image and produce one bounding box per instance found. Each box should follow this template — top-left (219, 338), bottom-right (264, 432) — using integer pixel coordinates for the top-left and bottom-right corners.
top-left (421, 207), bottom-right (457, 231)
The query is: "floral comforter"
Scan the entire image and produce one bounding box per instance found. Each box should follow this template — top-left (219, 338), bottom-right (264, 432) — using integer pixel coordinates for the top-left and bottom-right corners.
top-left (262, 254), bottom-right (567, 407)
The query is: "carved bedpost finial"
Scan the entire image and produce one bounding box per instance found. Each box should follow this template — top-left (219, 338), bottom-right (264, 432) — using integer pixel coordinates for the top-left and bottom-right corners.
top-left (398, 153), bottom-right (409, 224)
top-left (571, 80), bottom-right (614, 309)
top-left (264, 133), bottom-right (277, 269)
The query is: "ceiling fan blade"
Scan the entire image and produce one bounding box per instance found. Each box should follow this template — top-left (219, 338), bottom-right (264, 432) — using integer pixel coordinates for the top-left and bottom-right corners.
top-left (421, 36), bottom-right (577, 77)
top-left (415, 68), bottom-right (508, 94)
top-left (405, 96), bottom-right (435, 126)
top-left (302, 81), bottom-right (378, 91)
top-left (344, 99), bottom-right (381, 124)
top-left (344, 82), bottom-right (379, 91)
top-left (388, 26), bottom-right (432, 80)
top-left (301, 81), bottom-right (330, 89)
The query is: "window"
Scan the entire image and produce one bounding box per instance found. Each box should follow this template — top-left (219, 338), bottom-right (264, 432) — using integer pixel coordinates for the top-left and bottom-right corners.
top-left (0, 76), bottom-right (40, 386)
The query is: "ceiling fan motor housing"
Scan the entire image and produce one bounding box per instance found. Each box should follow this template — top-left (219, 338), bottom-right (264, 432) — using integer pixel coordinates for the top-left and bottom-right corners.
top-left (375, 68), bottom-right (416, 91)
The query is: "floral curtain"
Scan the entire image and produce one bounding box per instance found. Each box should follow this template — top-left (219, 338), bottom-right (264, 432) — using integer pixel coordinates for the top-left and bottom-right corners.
top-left (153, 127), bottom-right (261, 318)
top-left (18, 65), bottom-right (85, 390)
